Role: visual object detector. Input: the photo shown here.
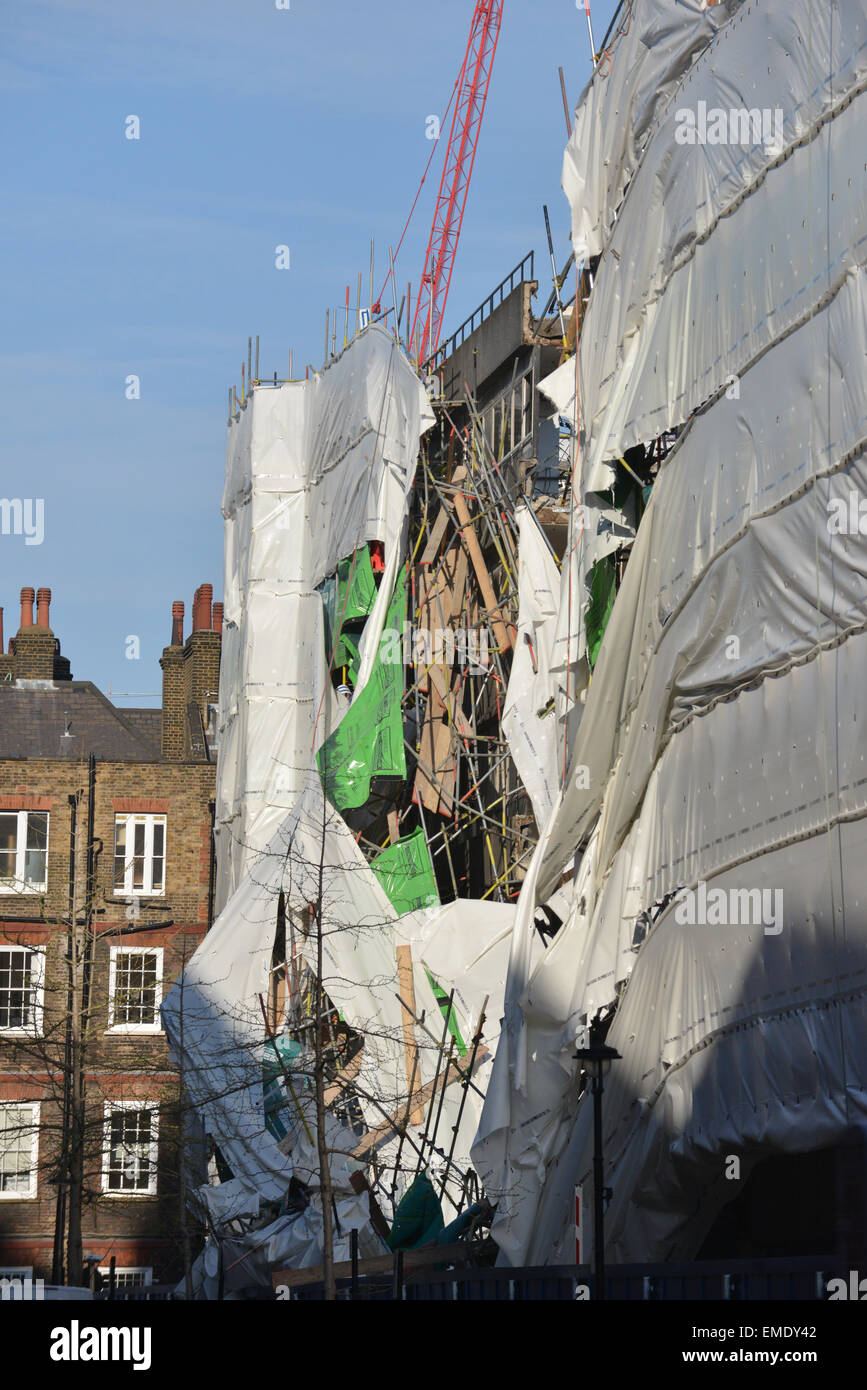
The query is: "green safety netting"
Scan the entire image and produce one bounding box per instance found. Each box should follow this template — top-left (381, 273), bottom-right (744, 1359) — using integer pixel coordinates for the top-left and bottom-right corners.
top-left (317, 567), bottom-right (407, 810)
top-left (370, 827), bottom-right (440, 915)
top-left (587, 552), bottom-right (617, 668)
top-left (387, 1172), bottom-right (445, 1250)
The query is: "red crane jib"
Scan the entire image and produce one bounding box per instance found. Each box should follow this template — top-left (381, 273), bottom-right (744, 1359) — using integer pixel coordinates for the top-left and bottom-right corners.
top-left (411, 0), bottom-right (504, 363)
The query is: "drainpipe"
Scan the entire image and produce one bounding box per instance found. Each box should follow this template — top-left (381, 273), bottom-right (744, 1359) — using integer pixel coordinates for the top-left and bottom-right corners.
top-left (52, 793), bottom-right (77, 1285)
top-left (207, 799), bottom-right (216, 930)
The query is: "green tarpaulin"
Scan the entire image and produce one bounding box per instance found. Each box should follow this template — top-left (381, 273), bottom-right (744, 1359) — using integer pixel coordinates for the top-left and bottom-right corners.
top-left (320, 545), bottom-right (378, 631)
top-left (387, 1172), bottom-right (444, 1250)
top-left (371, 828), bottom-right (440, 915)
top-left (317, 567), bottom-right (407, 810)
top-left (587, 553), bottom-right (617, 668)
top-left (425, 970), bottom-right (468, 1056)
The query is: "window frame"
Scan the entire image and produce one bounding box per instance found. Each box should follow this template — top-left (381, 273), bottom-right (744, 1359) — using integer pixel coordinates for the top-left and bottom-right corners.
top-left (112, 814), bottom-right (166, 898)
top-left (107, 946), bottom-right (163, 1034)
top-left (0, 946), bottom-right (45, 1036)
top-left (97, 1266), bottom-right (153, 1288)
top-left (0, 810), bottom-right (49, 895)
top-left (101, 1102), bottom-right (159, 1198)
top-left (0, 1100), bottom-right (40, 1200)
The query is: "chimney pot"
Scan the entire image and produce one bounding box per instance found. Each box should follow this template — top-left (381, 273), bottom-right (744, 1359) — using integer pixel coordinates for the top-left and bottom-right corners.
top-left (212, 602), bottom-right (223, 635)
top-left (36, 587), bottom-right (51, 628)
top-left (171, 600), bottom-right (184, 647)
top-left (193, 583), bottom-right (213, 633)
top-left (20, 587), bottom-right (35, 628)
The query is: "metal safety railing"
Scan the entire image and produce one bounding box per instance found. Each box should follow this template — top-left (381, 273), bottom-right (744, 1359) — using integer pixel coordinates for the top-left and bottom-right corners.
top-left (424, 252), bottom-right (535, 372)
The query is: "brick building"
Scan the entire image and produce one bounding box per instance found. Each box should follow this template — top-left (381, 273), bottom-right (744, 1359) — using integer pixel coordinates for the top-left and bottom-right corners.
top-left (0, 584), bottom-right (221, 1287)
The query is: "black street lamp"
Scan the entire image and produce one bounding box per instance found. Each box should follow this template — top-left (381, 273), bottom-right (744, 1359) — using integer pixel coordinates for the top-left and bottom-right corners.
top-left (575, 1020), bottom-right (621, 1301)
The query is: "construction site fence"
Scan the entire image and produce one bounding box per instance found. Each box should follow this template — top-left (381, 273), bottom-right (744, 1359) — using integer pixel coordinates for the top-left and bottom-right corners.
top-left (283, 1255), bottom-right (849, 1302)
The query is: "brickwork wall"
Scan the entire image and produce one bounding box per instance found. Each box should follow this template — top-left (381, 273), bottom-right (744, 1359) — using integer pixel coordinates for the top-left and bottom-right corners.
top-left (0, 757), bottom-right (215, 1283)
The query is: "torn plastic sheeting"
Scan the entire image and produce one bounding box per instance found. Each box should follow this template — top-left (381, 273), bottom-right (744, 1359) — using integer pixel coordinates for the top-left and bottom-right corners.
top-left (527, 818), bottom-right (867, 1266)
top-left (394, 899), bottom-right (518, 1185)
top-left (481, 24), bottom-right (867, 1260)
top-left (502, 503), bottom-right (562, 831)
top-left (197, 1178), bottom-right (260, 1231)
top-left (562, 0), bottom-right (741, 261)
top-left (574, 9), bottom-right (867, 489)
top-left (577, 0), bottom-right (867, 472)
top-left (215, 325), bottom-right (433, 911)
top-left (316, 566), bottom-right (407, 810)
top-left (162, 838), bottom-right (293, 1205)
top-left (321, 543), bottom-right (378, 630)
top-left (511, 620), bottom-right (867, 1157)
top-left (537, 271), bottom-right (867, 903)
top-left (183, 1193), bottom-right (385, 1298)
top-left (370, 827), bottom-right (440, 916)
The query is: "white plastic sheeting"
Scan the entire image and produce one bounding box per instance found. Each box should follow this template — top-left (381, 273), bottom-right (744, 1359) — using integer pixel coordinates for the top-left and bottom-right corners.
top-left (562, 0), bottom-right (744, 261)
top-left (476, 0), bottom-right (867, 1266)
top-left (185, 1194), bottom-right (386, 1298)
top-left (502, 504), bottom-right (562, 830)
top-left (576, 0), bottom-right (867, 491)
top-left (163, 774), bottom-right (515, 1208)
top-left (216, 324), bottom-right (433, 913)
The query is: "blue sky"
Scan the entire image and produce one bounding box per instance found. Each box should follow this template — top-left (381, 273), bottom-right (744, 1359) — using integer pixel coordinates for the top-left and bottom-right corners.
top-left (0, 0), bottom-right (617, 706)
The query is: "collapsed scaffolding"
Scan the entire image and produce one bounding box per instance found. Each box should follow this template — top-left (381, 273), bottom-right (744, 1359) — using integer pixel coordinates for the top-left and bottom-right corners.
top-left (162, 0), bottom-right (867, 1293)
top-left (160, 233), bottom-right (657, 1294)
top-left (159, 294), bottom-right (576, 1292)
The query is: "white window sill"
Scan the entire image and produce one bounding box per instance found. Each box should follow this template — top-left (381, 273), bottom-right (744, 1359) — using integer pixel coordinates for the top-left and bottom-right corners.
top-left (111, 892), bottom-right (166, 900)
top-left (0, 1191), bottom-right (37, 1201)
top-left (0, 885), bottom-right (45, 896)
top-left (0, 1028), bottom-right (43, 1039)
top-left (106, 1025), bottom-right (163, 1036)
top-left (100, 1189), bottom-right (157, 1200)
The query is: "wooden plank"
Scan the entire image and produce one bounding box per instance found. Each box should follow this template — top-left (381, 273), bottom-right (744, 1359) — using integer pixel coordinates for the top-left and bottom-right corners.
top-left (420, 506), bottom-right (450, 568)
top-left (428, 663), bottom-right (471, 738)
top-left (420, 467), bottom-right (466, 568)
top-left (271, 1240), bottom-right (473, 1291)
top-left (414, 691), bottom-right (455, 816)
top-left (450, 488), bottom-right (512, 654)
top-left (395, 945), bottom-right (425, 1126)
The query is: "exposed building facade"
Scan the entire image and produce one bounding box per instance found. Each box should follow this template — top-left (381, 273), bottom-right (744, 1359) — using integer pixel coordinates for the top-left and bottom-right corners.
top-left (0, 584), bottom-right (220, 1287)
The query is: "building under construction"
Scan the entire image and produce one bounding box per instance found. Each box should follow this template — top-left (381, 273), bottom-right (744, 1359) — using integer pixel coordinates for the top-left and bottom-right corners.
top-left (162, 0), bottom-right (867, 1295)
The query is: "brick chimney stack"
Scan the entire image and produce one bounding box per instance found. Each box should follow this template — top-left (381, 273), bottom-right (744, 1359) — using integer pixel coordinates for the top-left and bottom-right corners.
top-left (185, 582), bottom-right (220, 757)
top-left (160, 598), bottom-right (186, 760)
top-left (171, 600), bottom-right (184, 646)
top-left (160, 585), bottom-right (221, 761)
top-left (11, 585), bottom-right (55, 681)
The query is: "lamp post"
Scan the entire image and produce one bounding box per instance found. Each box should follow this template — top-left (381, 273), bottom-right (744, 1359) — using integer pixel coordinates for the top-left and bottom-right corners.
top-left (575, 1022), bottom-right (620, 1301)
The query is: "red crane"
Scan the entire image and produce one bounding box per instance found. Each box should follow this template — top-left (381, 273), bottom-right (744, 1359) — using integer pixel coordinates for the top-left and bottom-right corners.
top-left (410, 0), bottom-right (504, 363)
